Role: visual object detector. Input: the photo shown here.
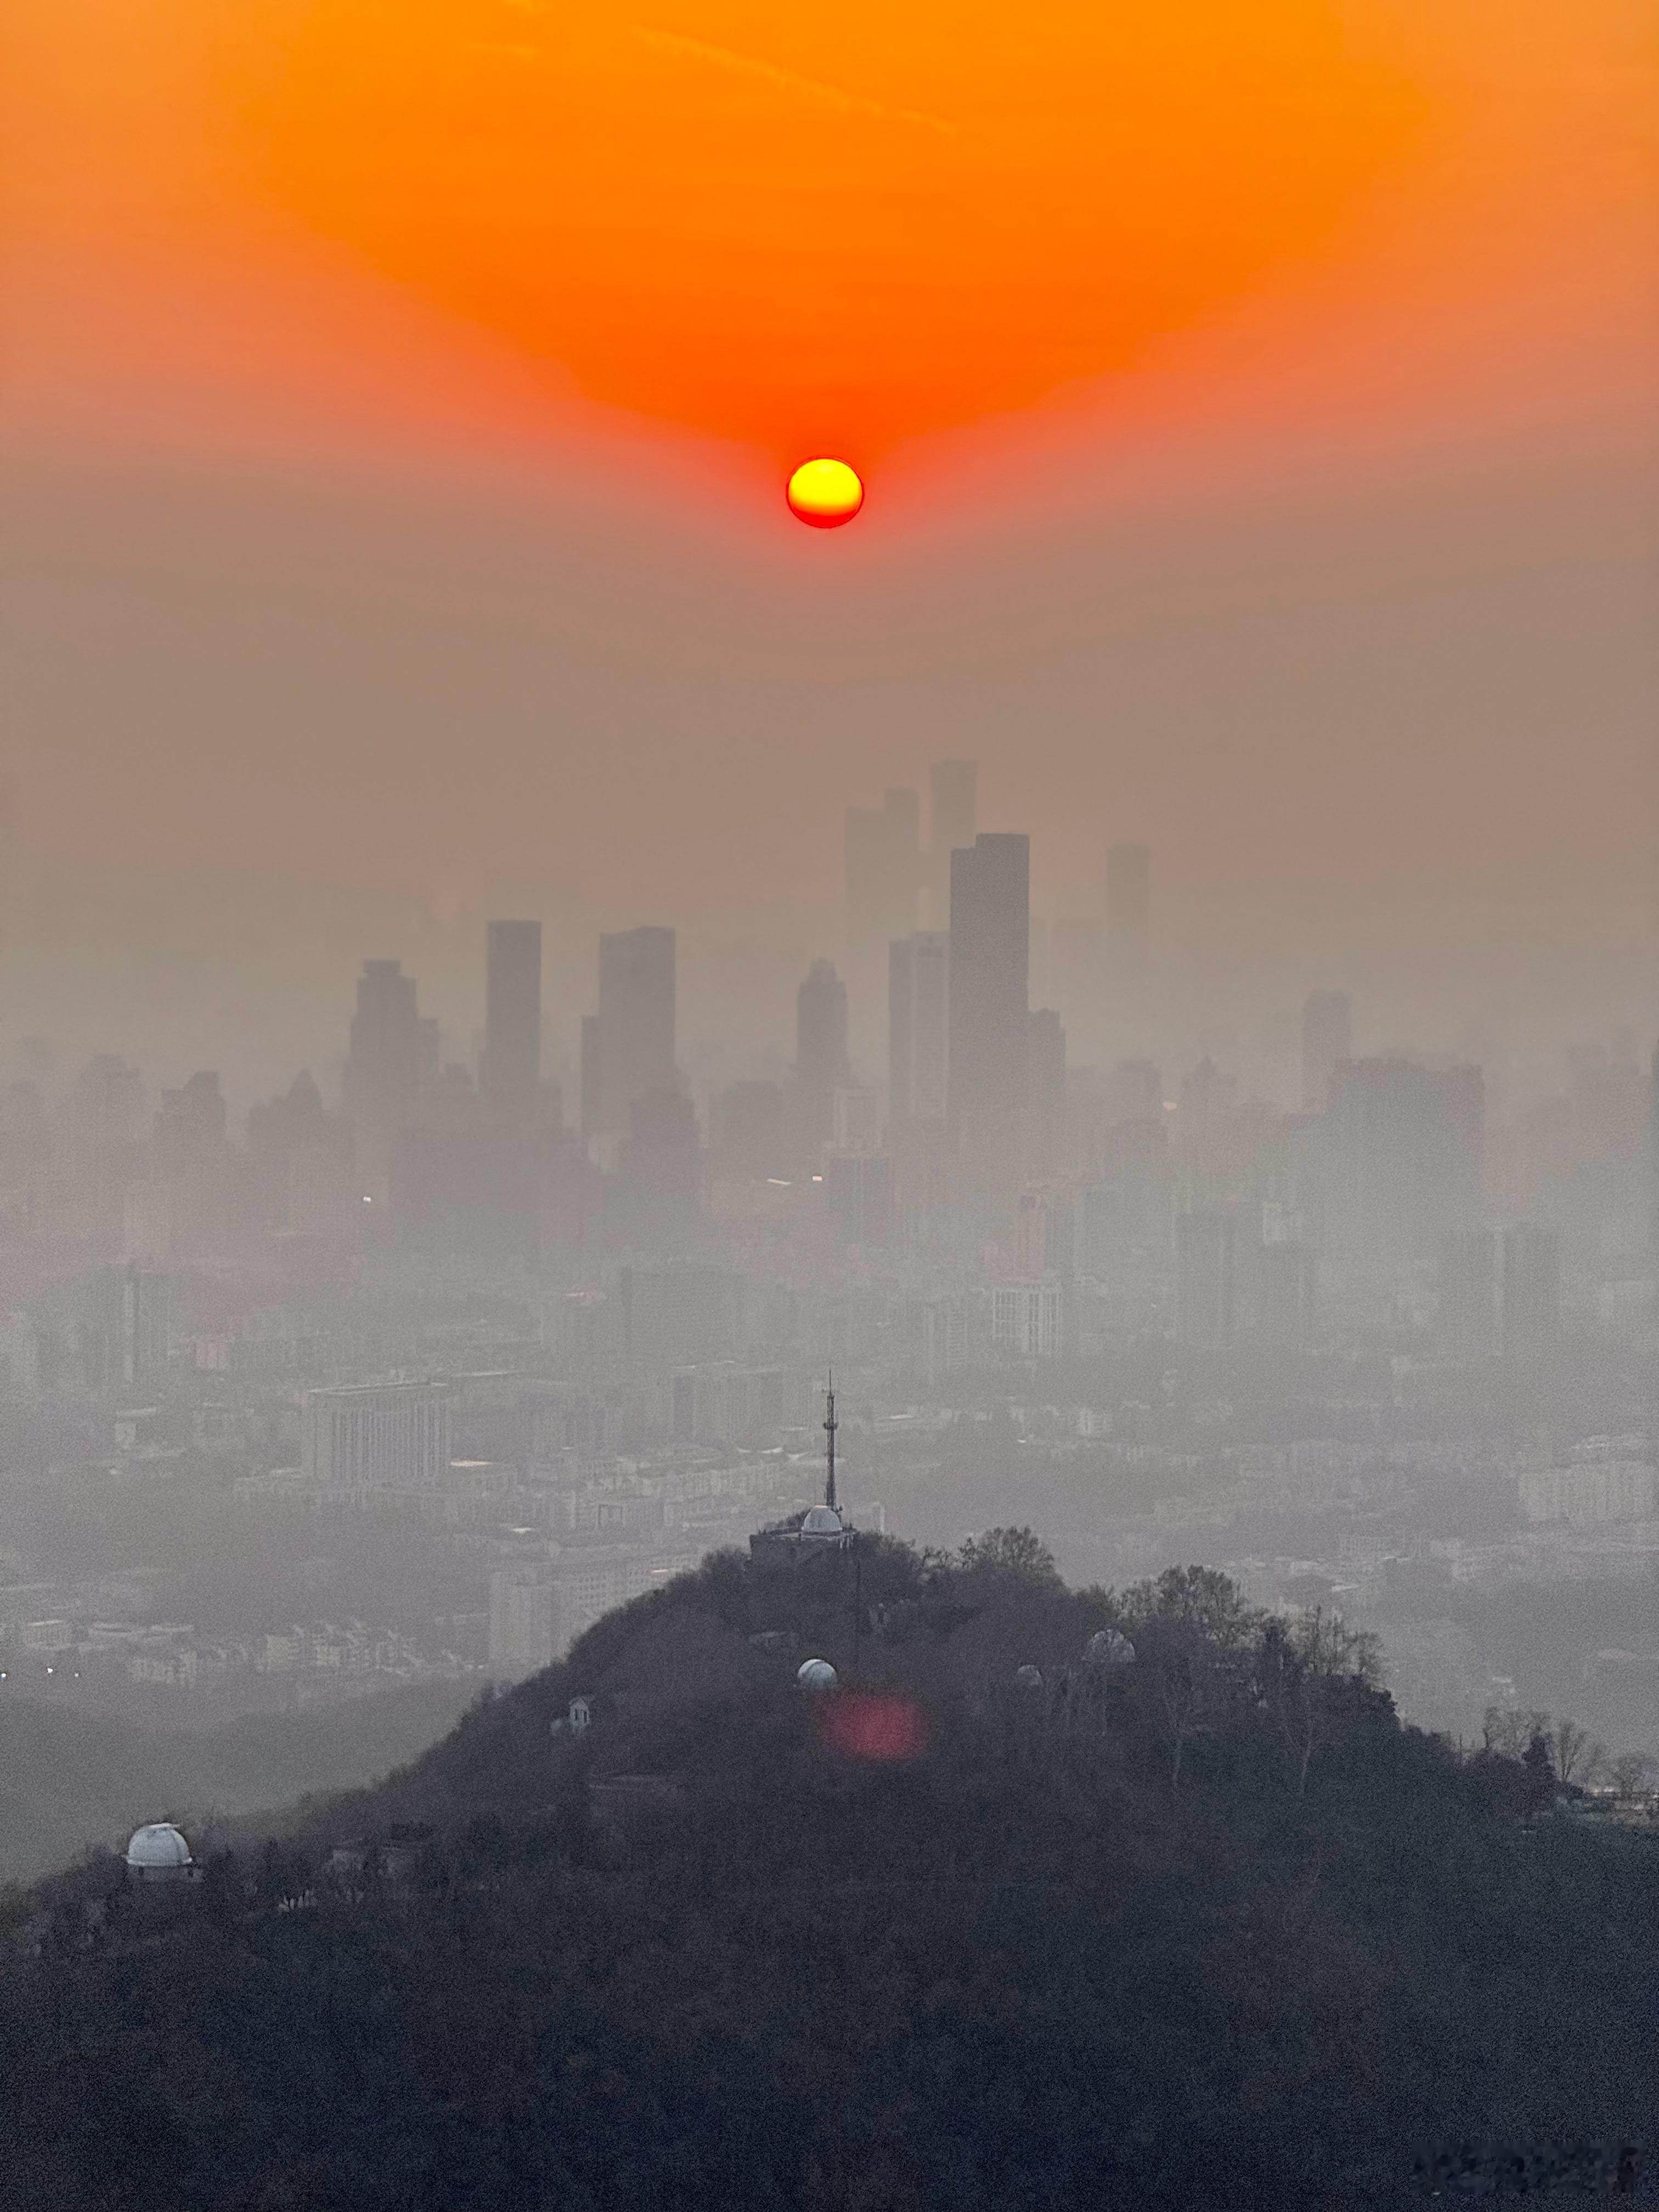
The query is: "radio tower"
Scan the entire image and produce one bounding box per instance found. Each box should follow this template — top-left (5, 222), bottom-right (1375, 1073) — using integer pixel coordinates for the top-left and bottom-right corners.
top-left (823, 1374), bottom-right (838, 1514)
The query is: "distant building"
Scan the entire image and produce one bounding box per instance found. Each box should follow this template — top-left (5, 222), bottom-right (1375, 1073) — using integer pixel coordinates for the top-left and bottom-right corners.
top-left (148, 1071), bottom-right (233, 1258)
top-left (488, 1561), bottom-right (558, 1677)
top-left (0, 1311), bottom-right (38, 1399)
top-left (342, 960), bottom-right (433, 1200)
top-left (618, 1263), bottom-right (744, 1376)
top-left (1026, 1008), bottom-right (1066, 1177)
top-left (616, 1086), bottom-right (701, 1247)
top-left (1324, 1057), bottom-right (1484, 1277)
top-left (1519, 1461), bottom-right (1656, 1527)
top-left (1111, 1060), bottom-right (1164, 1125)
top-left (1015, 1187), bottom-right (1074, 1281)
top-left (301, 1380), bottom-right (451, 1506)
top-left (1301, 990), bottom-right (1352, 1111)
top-left (831, 1085), bottom-right (883, 1154)
top-left (846, 789), bottom-right (921, 947)
top-left (583, 926), bottom-right (675, 1142)
top-left (552, 1544), bottom-right (680, 1646)
top-left (1502, 1224), bottom-right (1561, 1367)
top-left (990, 1280), bottom-right (1063, 1359)
top-left (794, 959), bottom-right (850, 1152)
top-left (247, 1070), bottom-right (354, 1240)
top-left (481, 920), bottom-right (542, 1125)
top-left (1080, 1114), bottom-right (1173, 1284)
top-left (1438, 1229), bottom-right (1497, 1361)
top-left (797, 960), bottom-right (850, 1093)
top-left (670, 1361), bottom-right (790, 1446)
top-left (926, 759), bottom-right (977, 927)
top-left (948, 832), bottom-right (1030, 1137)
top-left (709, 1078), bottom-right (787, 1179)
top-left (823, 1152), bottom-right (895, 1246)
top-left (908, 1291), bottom-right (971, 1381)
top-left (1177, 1207), bottom-right (1238, 1342)
top-left (579, 1014), bottom-right (604, 1146)
top-left (1253, 1238), bottom-right (1316, 1347)
top-left (889, 932), bottom-right (949, 1127)
top-left (77, 1262), bottom-right (169, 1397)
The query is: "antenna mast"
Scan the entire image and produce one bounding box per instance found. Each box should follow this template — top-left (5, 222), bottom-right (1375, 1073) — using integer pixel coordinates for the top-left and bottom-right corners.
top-left (823, 1374), bottom-right (838, 1513)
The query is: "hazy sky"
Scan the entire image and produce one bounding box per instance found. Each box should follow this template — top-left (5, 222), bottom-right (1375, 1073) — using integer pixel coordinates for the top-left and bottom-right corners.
top-left (3, 0), bottom-right (1655, 952)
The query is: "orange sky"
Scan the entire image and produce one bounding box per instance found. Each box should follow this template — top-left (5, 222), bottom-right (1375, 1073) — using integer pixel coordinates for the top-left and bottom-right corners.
top-left (1, 0), bottom-right (1654, 943)
top-left (5, 0), bottom-right (1654, 486)
top-left (233, 0), bottom-right (1432, 464)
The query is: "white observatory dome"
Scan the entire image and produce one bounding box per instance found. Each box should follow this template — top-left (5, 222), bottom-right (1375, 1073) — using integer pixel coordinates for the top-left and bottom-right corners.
top-left (799, 1504), bottom-right (845, 1538)
top-left (1014, 1664), bottom-right (1045, 1691)
top-left (126, 1822), bottom-right (193, 1879)
top-left (797, 1657), bottom-right (839, 1691)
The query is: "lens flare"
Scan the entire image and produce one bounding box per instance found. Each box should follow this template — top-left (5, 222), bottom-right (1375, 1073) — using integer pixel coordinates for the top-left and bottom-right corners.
top-left (787, 458), bottom-right (864, 528)
top-left (819, 1691), bottom-right (928, 1763)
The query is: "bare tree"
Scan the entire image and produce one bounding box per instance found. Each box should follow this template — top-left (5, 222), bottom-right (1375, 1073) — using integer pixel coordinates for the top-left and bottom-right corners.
top-left (1610, 1751), bottom-right (1656, 1803)
top-left (1481, 1706), bottom-right (1526, 1758)
top-left (1482, 1706), bottom-right (1549, 1762)
top-left (1256, 1610), bottom-right (1384, 1798)
top-left (1551, 1717), bottom-right (1601, 1788)
top-left (1121, 1566), bottom-right (1252, 1790)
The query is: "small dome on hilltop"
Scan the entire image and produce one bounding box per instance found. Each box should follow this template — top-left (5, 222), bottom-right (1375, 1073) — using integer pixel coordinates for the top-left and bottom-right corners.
top-left (126, 1822), bottom-right (193, 1879)
top-left (1086, 1629), bottom-right (1136, 1668)
top-left (797, 1658), bottom-right (839, 1691)
top-left (800, 1504), bottom-right (847, 1538)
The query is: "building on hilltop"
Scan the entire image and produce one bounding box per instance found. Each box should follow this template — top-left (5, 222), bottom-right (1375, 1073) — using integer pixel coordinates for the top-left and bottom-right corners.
top-left (750, 1381), bottom-right (851, 1564)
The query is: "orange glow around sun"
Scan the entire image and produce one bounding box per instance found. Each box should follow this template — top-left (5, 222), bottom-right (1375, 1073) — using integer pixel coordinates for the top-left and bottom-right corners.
top-left (223, 0), bottom-right (1431, 467)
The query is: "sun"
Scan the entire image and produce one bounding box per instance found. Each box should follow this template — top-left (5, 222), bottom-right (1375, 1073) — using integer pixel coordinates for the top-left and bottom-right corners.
top-left (787, 458), bottom-right (864, 528)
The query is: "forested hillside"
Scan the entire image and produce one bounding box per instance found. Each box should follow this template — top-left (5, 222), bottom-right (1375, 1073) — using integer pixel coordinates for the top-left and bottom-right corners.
top-left (0, 1675), bottom-right (476, 1883)
top-left (5, 1533), bottom-right (1657, 2209)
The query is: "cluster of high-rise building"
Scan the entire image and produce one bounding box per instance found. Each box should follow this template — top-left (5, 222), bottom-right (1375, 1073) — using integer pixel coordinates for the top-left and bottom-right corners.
top-left (1, 757), bottom-right (1656, 1714)
top-left (2, 754), bottom-right (1656, 1354)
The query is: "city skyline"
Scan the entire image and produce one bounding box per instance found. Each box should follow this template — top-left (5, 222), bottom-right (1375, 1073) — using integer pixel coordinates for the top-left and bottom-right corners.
top-left (4, 2), bottom-right (1656, 2191)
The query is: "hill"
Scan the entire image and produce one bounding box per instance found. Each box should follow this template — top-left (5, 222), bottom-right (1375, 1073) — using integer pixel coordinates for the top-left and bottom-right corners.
top-left (4, 1531), bottom-right (1658, 2209)
top-left (0, 1677), bottom-right (476, 1883)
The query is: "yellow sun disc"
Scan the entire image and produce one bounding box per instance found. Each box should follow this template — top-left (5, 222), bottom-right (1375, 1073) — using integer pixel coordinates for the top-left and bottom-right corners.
top-left (787, 458), bottom-right (864, 528)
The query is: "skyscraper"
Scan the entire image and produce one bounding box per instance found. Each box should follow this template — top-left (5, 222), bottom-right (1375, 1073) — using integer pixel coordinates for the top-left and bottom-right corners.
top-left (797, 958), bottom-right (850, 1094)
top-left (1502, 1223), bottom-right (1561, 1367)
top-left (481, 919), bottom-right (542, 1124)
top-left (77, 1262), bottom-right (170, 1397)
top-left (1324, 1057), bottom-right (1485, 1276)
top-left (1437, 1228), bottom-right (1497, 1360)
top-left (1104, 842), bottom-right (1150, 966)
top-left (1177, 1206), bottom-right (1238, 1342)
top-left (1025, 1007), bottom-right (1066, 1177)
top-left (582, 926), bottom-right (675, 1141)
top-left (845, 789), bottom-right (921, 946)
top-left (342, 959), bottom-right (429, 1198)
top-left (795, 958), bottom-right (850, 1150)
top-left (1301, 990), bottom-right (1352, 1111)
top-left (617, 1086), bottom-right (701, 1249)
top-left (948, 832), bottom-right (1030, 1134)
top-left (927, 759), bottom-right (977, 926)
top-left (888, 932), bottom-right (949, 1125)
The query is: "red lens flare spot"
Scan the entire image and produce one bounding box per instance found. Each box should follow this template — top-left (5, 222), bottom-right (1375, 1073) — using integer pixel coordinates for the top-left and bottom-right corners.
top-left (787, 457), bottom-right (864, 528)
top-left (819, 1691), bottom-right (928, 1764)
